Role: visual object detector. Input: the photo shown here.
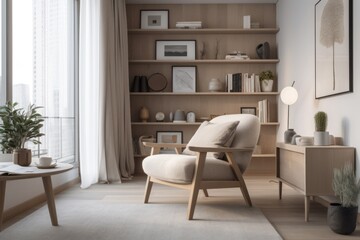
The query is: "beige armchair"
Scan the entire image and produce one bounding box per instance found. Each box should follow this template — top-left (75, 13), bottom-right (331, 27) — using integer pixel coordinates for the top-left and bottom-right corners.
top-left (142, 114), bottom-right (260, 220)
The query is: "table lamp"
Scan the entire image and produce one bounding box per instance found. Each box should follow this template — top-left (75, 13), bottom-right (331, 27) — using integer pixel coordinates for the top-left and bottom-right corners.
top-left (280, 81), bottom-right (298, 143)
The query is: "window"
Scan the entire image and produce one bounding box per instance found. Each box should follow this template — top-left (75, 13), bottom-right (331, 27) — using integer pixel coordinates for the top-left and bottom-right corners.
top-left (12, 0), bottom-right (76, 163)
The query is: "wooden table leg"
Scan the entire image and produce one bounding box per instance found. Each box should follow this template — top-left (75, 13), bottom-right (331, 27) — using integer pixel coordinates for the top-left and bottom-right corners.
top-left (279, 181), bottom-right (282, 200)
top-left (305, 195), bottom-right (310, 222)
top-left (42, 176), bottom-right (58, 226)
top-left (0, 180), bottom-right (6, 231)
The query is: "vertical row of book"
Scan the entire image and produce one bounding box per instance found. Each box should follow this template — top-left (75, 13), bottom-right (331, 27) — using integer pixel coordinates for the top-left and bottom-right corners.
top-left (258, 99), bottom-right (270, 123)
top-left (225, 73), bottom-right (261, 92)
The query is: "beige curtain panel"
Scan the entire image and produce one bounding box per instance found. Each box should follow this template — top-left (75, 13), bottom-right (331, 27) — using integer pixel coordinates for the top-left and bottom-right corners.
top-left (99, 0), bottom-right (134, 182)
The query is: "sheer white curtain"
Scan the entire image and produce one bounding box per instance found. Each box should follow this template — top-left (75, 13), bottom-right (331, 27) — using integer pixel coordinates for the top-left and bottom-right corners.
top-left (79, 0), bottom-right (105, 189)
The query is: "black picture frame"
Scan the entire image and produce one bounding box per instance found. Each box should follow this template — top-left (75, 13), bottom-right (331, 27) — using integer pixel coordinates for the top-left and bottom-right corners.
top-left (156, 40), bottom-right (196, 60)
top-left (315, 0), bottom-right (353, 99)
top-left (240, 107), bottom-right (257, 116)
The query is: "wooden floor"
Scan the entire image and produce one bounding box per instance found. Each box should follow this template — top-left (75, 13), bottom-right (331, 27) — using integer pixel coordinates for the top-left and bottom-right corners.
top-left (4, 176), bottom-right (360, 239)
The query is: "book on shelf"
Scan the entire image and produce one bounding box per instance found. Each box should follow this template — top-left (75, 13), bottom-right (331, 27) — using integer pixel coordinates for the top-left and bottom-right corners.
top-left (258, 99), bottom-right (270, 123)
top-left (225, 73), bottom-right (261, 93)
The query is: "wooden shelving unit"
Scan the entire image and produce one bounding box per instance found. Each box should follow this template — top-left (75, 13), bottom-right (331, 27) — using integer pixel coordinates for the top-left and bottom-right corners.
top-left (127, 3), bottom-right (279, 176)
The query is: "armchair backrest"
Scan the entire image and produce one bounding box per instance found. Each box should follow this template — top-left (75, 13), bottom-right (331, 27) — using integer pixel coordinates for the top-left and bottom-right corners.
top-left (210, 114), bottom-right (260, 172)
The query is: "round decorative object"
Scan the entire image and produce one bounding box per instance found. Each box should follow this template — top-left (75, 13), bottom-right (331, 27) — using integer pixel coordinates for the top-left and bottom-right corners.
top-left (186, 112), bottom-right (196, 123)
top-left (147, 73), bottom-right (167, 92)
top-left (155, 112), bottom-right (165, 122)
top-left (208, 78), bottom-right (223, 92)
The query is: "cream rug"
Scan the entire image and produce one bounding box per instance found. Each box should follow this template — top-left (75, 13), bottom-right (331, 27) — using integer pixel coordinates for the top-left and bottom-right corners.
top-left (0, 199), bottom-right (282, 240)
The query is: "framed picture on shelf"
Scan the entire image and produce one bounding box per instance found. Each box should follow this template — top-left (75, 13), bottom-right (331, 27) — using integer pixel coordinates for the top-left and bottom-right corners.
top-left (156, 40), bottom-right (196, 60)
top-left (140, 10), bottom-right (169, 29)
top-left (241, 107), bottom-right (256, 116)
top-left (315, 0), bottom-right (353, 99)
top-left (156, 131), bottom-right (183, 144)
top-left (172, 66), bottom-right (197, 92)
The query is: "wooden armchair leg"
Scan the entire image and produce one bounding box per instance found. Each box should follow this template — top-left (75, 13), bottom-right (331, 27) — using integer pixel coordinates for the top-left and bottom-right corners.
top-left (187, 186), bottom-right (200, 220)
top-left (144, 176), bottom-right (153, 204)
top-left (203, 189), bottom-right (209, 197)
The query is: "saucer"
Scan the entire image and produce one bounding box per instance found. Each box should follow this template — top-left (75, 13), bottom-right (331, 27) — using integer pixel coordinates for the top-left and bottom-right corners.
top-left (36, 162), bottom-right (57, 169)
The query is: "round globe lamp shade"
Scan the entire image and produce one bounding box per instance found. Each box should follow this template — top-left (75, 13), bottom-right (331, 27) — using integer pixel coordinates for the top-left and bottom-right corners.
top-left (280, 87), bottom-right (298, 105)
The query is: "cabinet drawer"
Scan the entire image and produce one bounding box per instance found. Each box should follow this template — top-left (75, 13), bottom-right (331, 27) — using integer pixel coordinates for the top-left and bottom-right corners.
top-left (279, 149), bottom-right (305, 191)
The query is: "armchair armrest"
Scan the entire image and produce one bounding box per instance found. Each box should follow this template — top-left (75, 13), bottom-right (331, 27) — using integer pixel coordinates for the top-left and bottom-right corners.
top-left (143, 142), bottom-right (187, 155)
top-left (187, 146), bottom-right (253, 153)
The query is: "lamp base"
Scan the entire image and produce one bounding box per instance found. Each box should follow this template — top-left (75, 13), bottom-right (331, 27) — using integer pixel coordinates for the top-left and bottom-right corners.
top-left (284, 129), bottom-right (296, 144)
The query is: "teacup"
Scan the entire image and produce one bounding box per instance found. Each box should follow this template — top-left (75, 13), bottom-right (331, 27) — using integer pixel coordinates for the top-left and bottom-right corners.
top-left (39, 157), bottom-right (55, 166)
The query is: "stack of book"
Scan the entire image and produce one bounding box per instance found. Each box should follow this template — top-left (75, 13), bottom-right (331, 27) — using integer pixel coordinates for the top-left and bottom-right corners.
top-left (175, 21), bottom-right (202, 29)
top-left (226, 73), bottom-right (261, 93)
top-left (258, 99), bottom-right (270, 123)
top-left (225, 51), bottom-right (249, 60)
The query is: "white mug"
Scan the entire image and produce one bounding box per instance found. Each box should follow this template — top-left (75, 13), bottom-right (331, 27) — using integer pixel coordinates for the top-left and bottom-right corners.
top-left (39, 157), bottom-right (54, 166)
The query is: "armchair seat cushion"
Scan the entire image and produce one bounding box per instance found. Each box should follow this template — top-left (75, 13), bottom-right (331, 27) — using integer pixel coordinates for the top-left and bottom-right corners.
top-left (142, 154), bottom-right (236, 184)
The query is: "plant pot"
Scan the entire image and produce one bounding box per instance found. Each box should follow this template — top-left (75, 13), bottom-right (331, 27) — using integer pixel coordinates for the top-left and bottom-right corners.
top-left (261, 79), bottom-right (273, 92)
top-left (314, 131), bottom-right (330, 146)
top-left (13, 148), bottom-right (32, 166)
top-left (327, 203), bottom-right (358, 235)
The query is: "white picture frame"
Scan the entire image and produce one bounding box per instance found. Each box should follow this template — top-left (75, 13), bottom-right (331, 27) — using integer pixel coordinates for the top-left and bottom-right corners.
top-left (156, 40), bottom-right (196, 60)
top-left (140, 10), bottom-right (169, 29)
top-left (172, 66), bottom-right (197, 93)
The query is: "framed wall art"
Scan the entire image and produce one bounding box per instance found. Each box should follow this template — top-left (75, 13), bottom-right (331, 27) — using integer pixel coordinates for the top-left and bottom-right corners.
top-left (172, 66), bottom-right (197, 93)
top-left (315, 0), bottom-right (353, 99)
top-left (240, 107), bottom-right (256, 115)
top-left (140, 10), bottom-right (169, 29)
top-left (156, 131), bottom-right (183, 144)
top-left (156, 40), bottom-right (196, 60)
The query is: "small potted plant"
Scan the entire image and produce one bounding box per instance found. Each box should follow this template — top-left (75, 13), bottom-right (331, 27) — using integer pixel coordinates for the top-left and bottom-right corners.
top-left (328, 163), bottom-right (360, 235)
top-left (259, 70), bottom-right (274, 92)
top-left (0, 102), bottom-right (44, 166)
top-left (314, 111), bottom-right (330, 145)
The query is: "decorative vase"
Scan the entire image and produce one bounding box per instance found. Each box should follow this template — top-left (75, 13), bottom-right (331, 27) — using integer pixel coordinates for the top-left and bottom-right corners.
top-left (314, 131), bottom-right (330, 146)
top-left (284, 129), bottom-right (296, 144)
top-left (140, 76), bottom-right (148, 92)
top-left (261, 80), bottom-right (273, 92)
top-left (256, 42), bottom-right (270, 59)
top-left (131, 76), bottom-right (140, 92)
top-left (327, 203), bottom-right (358, 235)
top-left (13, 148), bottom-right (32, 166)
top-left (139, 106), bottom-right (149, 122)
top-left (208, 78), bottom-right (223, 92)
top-left (173, 109), bottom-right (186, 123)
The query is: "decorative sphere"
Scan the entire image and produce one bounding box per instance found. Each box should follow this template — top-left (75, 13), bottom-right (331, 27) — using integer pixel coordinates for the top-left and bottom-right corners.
top-left (280, 86), bottom-right (298, 105)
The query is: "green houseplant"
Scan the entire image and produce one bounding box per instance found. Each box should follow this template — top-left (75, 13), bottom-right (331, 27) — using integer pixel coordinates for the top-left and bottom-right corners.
top-left (327, 163), bottom-right (360, 235)
top-left (313, 111), bottom-right (330, 145)
top-left (0, 102), bottom-right (44, 166)
top-left (259, 70), bottom-right (274, 92)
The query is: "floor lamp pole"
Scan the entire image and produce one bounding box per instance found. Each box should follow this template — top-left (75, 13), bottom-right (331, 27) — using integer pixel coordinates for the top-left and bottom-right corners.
top-left (287, 105), bottom-right (290, 130)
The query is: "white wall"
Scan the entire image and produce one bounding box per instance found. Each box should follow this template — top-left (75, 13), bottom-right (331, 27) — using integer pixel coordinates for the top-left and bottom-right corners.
top-left (277, 0), bottom-right (360, 178)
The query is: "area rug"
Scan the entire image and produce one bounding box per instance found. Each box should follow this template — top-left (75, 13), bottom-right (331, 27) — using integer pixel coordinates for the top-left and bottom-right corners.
top-left (0, 199), bottom-right (282, 240)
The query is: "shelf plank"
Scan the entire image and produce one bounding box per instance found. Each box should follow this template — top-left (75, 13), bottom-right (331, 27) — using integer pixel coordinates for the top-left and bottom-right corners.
top-left (130, 92), bottom-right (279, 96)
top-left (128, 28), bottom-right (280, 34)
top-left (129, 59), bottom-right (279, 64)
top-left (131, 122), bottom-right (279, 126)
